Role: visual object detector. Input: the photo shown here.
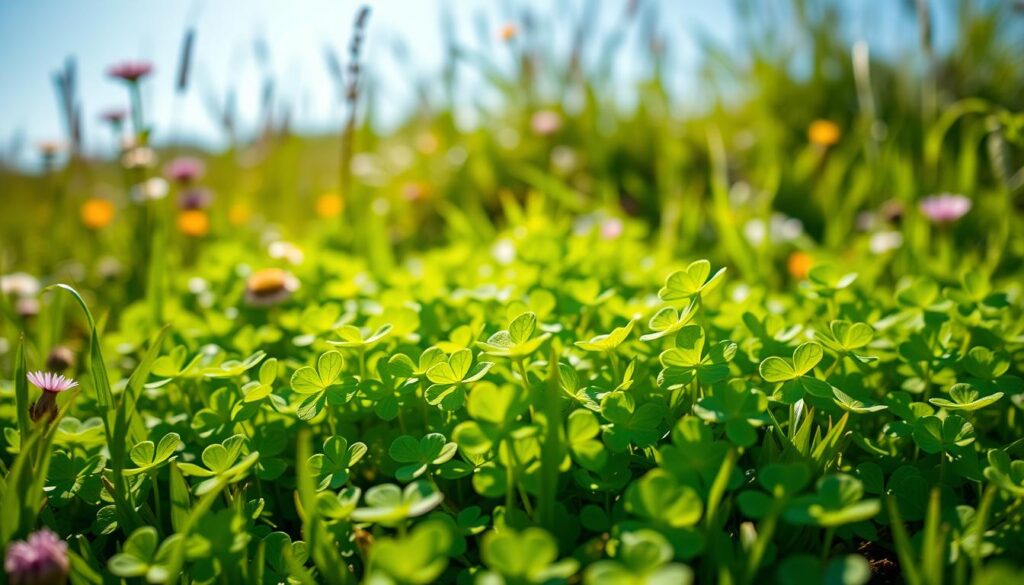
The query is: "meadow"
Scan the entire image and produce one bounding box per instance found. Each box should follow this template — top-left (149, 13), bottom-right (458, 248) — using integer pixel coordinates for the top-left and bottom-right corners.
top-left (2, 1), bottom-right (1024, 584)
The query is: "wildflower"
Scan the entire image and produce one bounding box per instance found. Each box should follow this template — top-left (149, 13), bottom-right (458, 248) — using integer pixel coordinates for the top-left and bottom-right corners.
top-left (4, 528), bottom-right (69, 585)
top-left (121, 146), bottom-right (157, 169)
top-left (99, 108), bottom-right (127, 125)
top-left (268, 241), bottom-right (305, 265)
top-left (107, 61), bottom-right (153, 82)
top-left (228, 203), bottom-right (251, 226)
top-left (178, 187), bottom-right (213, 210)
top-left (80, 199), bottom-right (115, 229)
top-left (16, 299), bottom-right (40, 318)
top-left (165, 157), bottom-right (205, 184)
top-left (919, 193), bottom-right (971, 224)
top-left (808, 119), bottom-right (841, 147)
top-left (244, 268), bottom-right (299, 307)
top-left (401, 181), bottom-right (430, 202)
top-left (97, 257), bottom-right (123, 280)
top-left (45, 347), bottom-right (76, 372)
top-left (27, 371), bottom-right (78, 422)
top-left (131, 178), bottom-right (168, 203)
top-left (315, 193), bottom-right (344, 218)
top-left (787, 251), bottom-right (814, 280)
top-left (531, 110), bottom-right (562, 136)
top-left (177, 210), bottom-right (210, 237)
top-left (416, 132), bottom-right (439, 155)
top-left (869, 231), bottom-right (903, 255)
top-left (499, 23), bottom-right (519, 42)
top-left (1, 273), bottom-right (41, 298)
top-left (37, 141), bottom-right (65, 159)
top-left (600, 217), bottom-right (624, 240)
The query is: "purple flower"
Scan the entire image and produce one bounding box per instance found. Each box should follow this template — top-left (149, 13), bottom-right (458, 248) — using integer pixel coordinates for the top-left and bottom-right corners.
top-left (919, 193), bottom-right (971, 224)
top-left (107, 61), bottom-right (153, 82)
top-left (178, 187), bottom-right (214, 210)
top-left (26, 371), bottom-right (78, 422)
top-left (4, 528), bottom-right (69, 585)
top-left (165, 157), bottom-right (205, 184)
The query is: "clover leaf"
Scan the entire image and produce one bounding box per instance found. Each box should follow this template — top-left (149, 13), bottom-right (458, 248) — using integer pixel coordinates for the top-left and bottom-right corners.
top-left (624, 469), bottom-right (703, 528)
top-left (350, 481), bottom-right (443, 526)
top-left (567, 409), bottom-right (608, 471)
top-left (784, 474), bottom-right (880, 527)
top-left (327, 323), bottom-right (393, 349)
top-left (367, 519), bottom-right (453, 585)
top-left (585, 530), bottom-right (693, 585)
top-left (693, 379), bottom-right (768, 447)
top-left (912, 414), bottom-right (975, 455)
top-left (659, 325), bottom-right (737, 386)
top-left (452, 381), bottom-right (530, 455)
top-left (423, 348), bottom-right (493, 410)
top-left (477, 312), bottom-right (552, 359)
top-left (388, 433), bottom-right (458, 481)
top-left (640, 298), bottom-right (699, 342)
top-left (817, 320), bottom-right (877, 364)
top-left (177, 434), bottom-right (260, 495)
top-left (308, 435), bottom-right (368, 490)
top-left (479, 527), bottom-right (579, 584)
top-left (983, 450), bottom-right (1024, 497)
top-left (125, 432), bottom-right (181, 476)
top-left (928, 383), bottom-right (1003, 412)
top-left (108, 527), bottom-right (178, 583)
top-left (290, 351), bottom-right (359, 420)
top-left (758, 342), bottom-right (833, 403)
top-left (658, 259), bottom-right (726, 301)
top-left (576, 320), bottom-right (634, 352)
top-left (600, 391), bottom-right (663, 452)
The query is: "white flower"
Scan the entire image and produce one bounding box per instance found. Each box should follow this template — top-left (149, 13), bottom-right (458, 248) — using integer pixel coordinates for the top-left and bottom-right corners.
top-left (0, 272), bottom-right (40, 297)
top-left (268, 241), bottom-right (305, 266)
top-left (869, 231), bottom-right (904, 255)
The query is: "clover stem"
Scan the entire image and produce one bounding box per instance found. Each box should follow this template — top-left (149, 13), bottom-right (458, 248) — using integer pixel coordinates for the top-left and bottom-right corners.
top-left (820, 526), bottom-right (835, 561)
top-left (504, 439), bottom-right (517, 516)
top-left (151, 470), bottom-right (163, 528)
top-left (608, 351), bottom-right (621, 382)
top-left (743, 501), bottom-right (784, 585)
top-left (358, 347), bottom-right (367, 380)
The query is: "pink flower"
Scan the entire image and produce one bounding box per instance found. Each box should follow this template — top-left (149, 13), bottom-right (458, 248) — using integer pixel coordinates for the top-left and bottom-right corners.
top-left (107, 61), bottom-right (153, 82)
top-left (530, 110), bottom-right (562, 136)
top-left (27, 371), bottom-right (78, 422)
top-left (600, 217), bottom-right (624, 240)
top-left (919, 193), bottom-right (971, 224)
top-left (165, 157), bottom-right (205, 184)
top-left (4, 528), bottom-right (69, 585)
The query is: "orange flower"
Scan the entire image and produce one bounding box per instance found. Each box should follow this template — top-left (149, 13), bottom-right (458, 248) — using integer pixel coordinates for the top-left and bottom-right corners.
top-left (245, 268), bottom-right (299, 306)
top-left (228, 203), bottom-right (250, 226)
top-left (787, 251), bottom-right (814, 280)
top-left (499, 23), bottom-right (518, 42)
top-left (808, 120), bottom-right (841, 147)
top-left (315, 193), bottom-right (344, 218)
top-left (177, 210), bottom-right (209, 237)
top-left (81, 199), bottom-right (115, 229)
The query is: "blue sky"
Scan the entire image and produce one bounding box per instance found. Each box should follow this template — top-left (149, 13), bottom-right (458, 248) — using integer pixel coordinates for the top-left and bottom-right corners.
top-left (0, 0), bottom-right (953, 166)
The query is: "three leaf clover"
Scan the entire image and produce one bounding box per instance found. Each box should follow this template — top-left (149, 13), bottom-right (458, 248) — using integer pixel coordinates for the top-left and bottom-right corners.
top-left (759, 342), bottom-right (832, 403)
top-left (477, 312), bottom-right (552, 359)
top-left (290, 351), bottom-right (358, 420)
top-left (388, 433), bottom-right (458, 481)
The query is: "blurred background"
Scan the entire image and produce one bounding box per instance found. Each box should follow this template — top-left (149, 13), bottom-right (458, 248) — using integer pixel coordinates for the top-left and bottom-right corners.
top-left (0, 0), bottom-right (1022, 293)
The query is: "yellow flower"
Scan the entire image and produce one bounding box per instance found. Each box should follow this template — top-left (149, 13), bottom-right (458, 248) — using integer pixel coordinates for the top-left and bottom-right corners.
top-left (787, 251), bottom-right (814, 280)
top-left (81, 199), bottom-right (115, 230)
top-left (177, 210), bottom-right (209, 237)
top-left (315, 193), bottom-right (344, 218)
top-left (499, 23), bottom-right (518, 42)
top-left (228, 203), bottom-right (250, 226)
top-left (808, 120), bottom-right (841, 147)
